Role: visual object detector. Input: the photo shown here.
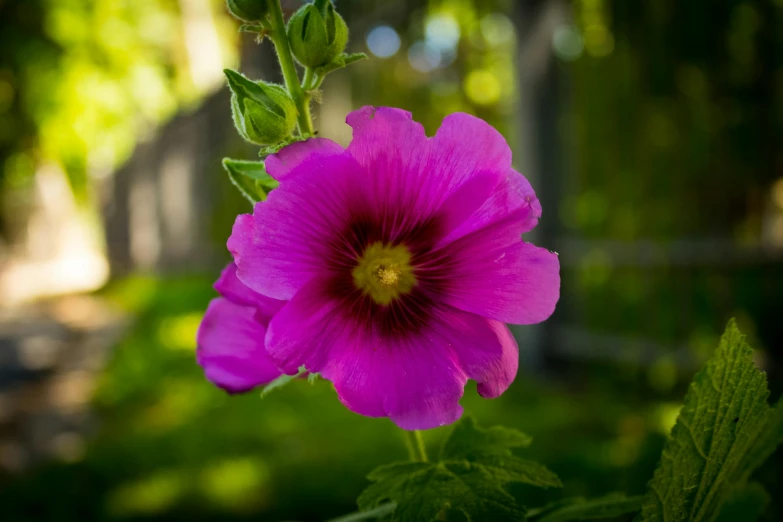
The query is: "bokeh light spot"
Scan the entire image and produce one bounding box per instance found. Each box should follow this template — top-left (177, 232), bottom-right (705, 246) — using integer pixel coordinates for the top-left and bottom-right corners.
top-left (464, 69), bottom-right (501, 106)
top-left (366, 26), bottom-right (401, 59)
top-left (480, 13), bottom-right (515, 47)
top-left (425, 14), bottom-right (461, 52)
top-left (157, 312), bottom-right (203, 351)
top-left (108, 471), bottom-right (185, 516)
top-left (200, 458), bottom-right (270, 511)
top-left (408, 41), bottom-right (441, 73)
top-left (584, 24), bottom-right (614, 57)
top-left (552, 25), bottom-right (584, 61)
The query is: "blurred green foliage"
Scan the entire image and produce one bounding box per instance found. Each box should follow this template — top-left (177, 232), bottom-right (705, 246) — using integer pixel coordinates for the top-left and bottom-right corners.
top-left (0, 274), bottom-right (670, 521)
top-left (0, 0), bottom-right (237, 227)
top-left (560, 0), bottom-right (783, 357)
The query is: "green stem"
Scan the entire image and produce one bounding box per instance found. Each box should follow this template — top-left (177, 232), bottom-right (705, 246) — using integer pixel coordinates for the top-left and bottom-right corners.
top-left (268, 0), bottom-right (314, 135)
top-left (402, 430), bottom-right (428, 462)
top-left (302, 66), bottom-right (316, 91)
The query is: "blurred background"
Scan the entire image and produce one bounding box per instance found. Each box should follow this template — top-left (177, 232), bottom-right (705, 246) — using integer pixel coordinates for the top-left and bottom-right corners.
top-left (0, 0), bottom-right (781, 520)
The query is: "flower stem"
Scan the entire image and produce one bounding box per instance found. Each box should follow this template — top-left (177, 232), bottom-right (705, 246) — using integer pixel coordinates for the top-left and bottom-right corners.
top-left (402, 430), bottom-right (428, 462)
top-left (302, 66), bottom-right (315, 91)
top-left (268, 0), bottom-right (314, 135)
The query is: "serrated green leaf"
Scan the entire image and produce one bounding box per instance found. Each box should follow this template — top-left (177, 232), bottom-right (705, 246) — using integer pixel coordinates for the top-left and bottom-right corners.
top-left (440, 416), bottom-right (532, 460)
top-left (358, 417), bottom-right (558, 522)
top-left (379, 462), bottom-right (525, 522)
top-left (360, 461), bottom-right (528, 522)
top-left (715, 483), bottom-right (770, 522)
top-left (471, 455), bottom-right (562, 489)
top-left (359, 462), bottom-right (431, 511)
top-left (259, 366), bottom-right (306, 398)
top-left (637, 319), bottom-right (783, 522)
top-left (222, 158), bottom-right (279, 204)
top-left (533, 494), bottom-right (642, 522)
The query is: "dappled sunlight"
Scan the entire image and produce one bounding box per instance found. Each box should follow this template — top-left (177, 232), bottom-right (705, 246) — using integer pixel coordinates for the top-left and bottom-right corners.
top-left (107, 470), bottom-right (186, 517)
top-left (157, 312), bottom-right (204, 352)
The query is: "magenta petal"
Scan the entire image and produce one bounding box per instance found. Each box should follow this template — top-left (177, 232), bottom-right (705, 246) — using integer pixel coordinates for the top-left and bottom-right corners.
top-left (197, 298), bottom-right (281, 393)
top-left (346, 107), bottom-right (427, 169)
top-left (428, 112), bottom-right (512, 189)
top-left (264, 138), bottom-right (345, 181)
top-left (442, 169), bottom-right (542, 244)
top-left (228, 152), bottom-right (370, 300)
top-left (435, 170), bottom-right (502, 241)
top-left (264, 278), bottom-right (343, 375)
top-left (435, 217), bottom-right (561, 325)
top-left (265, 279), bottom-right (468, 430)
top-left (328, 307), bottom-right (517, 430)
top-left (329, 332), bottom-right (467, 430)
top-left (214, 263), bottom-right (285, 323)
top-left (474, 321), bottom-right (519, 399)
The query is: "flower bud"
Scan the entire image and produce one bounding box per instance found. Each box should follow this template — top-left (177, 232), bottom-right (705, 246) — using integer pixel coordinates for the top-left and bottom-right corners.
top-left (226, 0), bottom-right (270, 23)
top-left (287, 0), bottom-right (349, 68)
top-left (225, 69), bottom-right (297, 145)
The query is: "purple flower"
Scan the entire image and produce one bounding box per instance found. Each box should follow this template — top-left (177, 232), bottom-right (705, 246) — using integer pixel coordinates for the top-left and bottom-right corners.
top-left (226, 107), bottom-right (560, 429)
top-left (197, 263), bottom-right (285, 393)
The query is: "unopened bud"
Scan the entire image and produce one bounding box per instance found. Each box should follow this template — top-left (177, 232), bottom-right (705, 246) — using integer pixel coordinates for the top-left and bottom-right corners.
top-left (287, 0), bottom-right (349, 68)
top-left (225, 69), bottom-right (297, 144)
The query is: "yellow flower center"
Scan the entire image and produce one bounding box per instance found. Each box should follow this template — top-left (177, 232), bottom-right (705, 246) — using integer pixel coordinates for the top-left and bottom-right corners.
top-left (352, 242), bottom-right (416, 305)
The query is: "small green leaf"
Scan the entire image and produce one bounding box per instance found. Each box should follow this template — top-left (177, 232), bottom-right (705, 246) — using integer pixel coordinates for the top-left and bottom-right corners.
top-left (342, 52), bottom-right (368, 67)
top-left (532, 494), bottom-right (643, 522)
top-left (440, 416), bottom-right (532, 460)
top-left (259, 366), bottom-right (306, 398)
top-left (358, 462), bottom-right (432, 512)
top-left (636, 320), bottom-right (783, 522)
top-left (222, 158), bottom-right (279, 204)
top-left (315, 52), bottom-right (368, 76)
top-left (358, 417), bottom-right (558, 522)
top-left (474, 455), bottom-right (562, 489)
top-left (715, 483), bottom-right (770, 522)
top-left (361, 461), bottom-right (525, 522)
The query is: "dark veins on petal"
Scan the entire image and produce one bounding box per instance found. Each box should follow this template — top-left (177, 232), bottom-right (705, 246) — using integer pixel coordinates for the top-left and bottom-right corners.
top-left (323, 210), bottom-right (453, 339)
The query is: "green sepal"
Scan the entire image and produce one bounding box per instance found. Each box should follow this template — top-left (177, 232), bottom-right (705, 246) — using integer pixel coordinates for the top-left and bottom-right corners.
top-left (238, 23), bottom-right (266, 34)
top-left (259, 366), bottom-right (307, 398)
top-left (225, 69), bottom-right (297, 145)
top-left (259, 134), bottom-right (314, 158)
top-left (287, 1), bottom-right (349, 68)
top-left (222, 158), bottom-right (279, 204)
top-left (226, 0), bottom-right (270, 23)
top-left (315, 52), bottom-right (368, 77)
